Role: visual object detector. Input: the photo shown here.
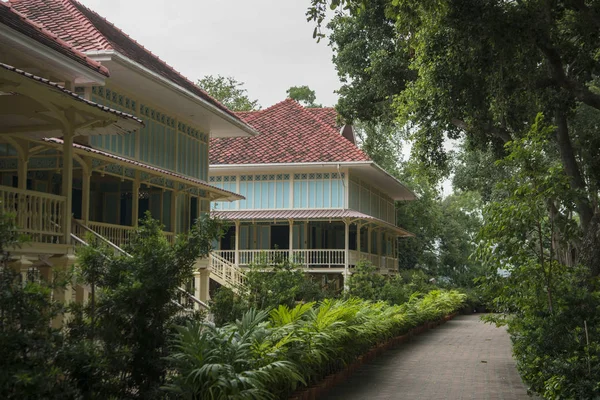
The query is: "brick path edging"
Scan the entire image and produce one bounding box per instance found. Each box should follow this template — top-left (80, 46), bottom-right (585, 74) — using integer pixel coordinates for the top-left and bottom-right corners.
top-left (289, 312), bottom-right (459, 400)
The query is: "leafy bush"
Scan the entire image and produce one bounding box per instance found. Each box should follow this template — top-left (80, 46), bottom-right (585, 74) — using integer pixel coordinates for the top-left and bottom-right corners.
top-left (244, 258), bottom-right (327, 310)
top-left (63, 213), bottom-right (221, 399)
top-left (166, 289), bottom-right (465, 398)
top-left (348, 262), bottom-right (436, 305)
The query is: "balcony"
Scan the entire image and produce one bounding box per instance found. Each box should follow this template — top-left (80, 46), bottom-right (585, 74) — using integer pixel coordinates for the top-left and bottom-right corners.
top-left (0, 185), bottom-right (66, 244)
top-left (212, 249), bottom-right (397, 274)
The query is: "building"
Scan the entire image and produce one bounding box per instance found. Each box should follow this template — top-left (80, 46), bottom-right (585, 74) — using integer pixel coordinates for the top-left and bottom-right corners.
top-left (0, 0), bottom-right (254, 311)
top-left (209, 99), bottom-right (415, 290)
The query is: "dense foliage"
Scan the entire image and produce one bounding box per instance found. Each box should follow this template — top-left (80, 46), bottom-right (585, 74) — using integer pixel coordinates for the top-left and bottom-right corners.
top-left (0, 213), bottom-right (221, 399)
top-left (197, 75), bottom-right (261, 112)
top-left (306, 0), bottom-right (600, 396)
top-left (210, 259), bottom-right (332, 326)
top-left (166, 290), bottom-right (465, 399)
top-left (0, 212), bottom-right (75, 399)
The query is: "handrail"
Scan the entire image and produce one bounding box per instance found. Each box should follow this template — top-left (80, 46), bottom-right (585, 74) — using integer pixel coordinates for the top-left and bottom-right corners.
top-left (73, 219), bottom-right (132, 257)
top-left (72, 219), bottom-right (209, 312)
top-left (0, 184), bottom-right (66, 201)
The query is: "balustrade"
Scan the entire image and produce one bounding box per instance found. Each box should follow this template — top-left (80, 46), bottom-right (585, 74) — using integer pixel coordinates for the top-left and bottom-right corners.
top-left (0, 185), bottom-right (65, 243)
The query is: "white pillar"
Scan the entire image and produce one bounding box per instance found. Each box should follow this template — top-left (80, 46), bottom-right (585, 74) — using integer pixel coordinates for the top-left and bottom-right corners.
top-left (288, 220), bottom-right (294, 262)
top-left (199, 268), bottom-right (210, 303)
top-left (344, 219), bottom-right (349, 291)
top-left (368, 226), bottom-right (372, 254)
top-left (234, 220), bottom-right (240, 267)
top-left (132, 175), bottom-right (140, 227)
top-left (170, 190), bottom-right (178, 233)
top-left (81, 170), bottom-right (91, 224)
top-left (62, 125), bottom-right (74, 242)
top-left (17, 156), bottom-right (27, 190)
top-left (357, 223), bottom-right (362, 258)
top-left (50, 253), bottom-right (76, 328)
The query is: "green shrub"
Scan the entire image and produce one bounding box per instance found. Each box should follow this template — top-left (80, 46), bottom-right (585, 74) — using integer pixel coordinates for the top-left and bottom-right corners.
top-left (166, 289), bottom-right (466, 398)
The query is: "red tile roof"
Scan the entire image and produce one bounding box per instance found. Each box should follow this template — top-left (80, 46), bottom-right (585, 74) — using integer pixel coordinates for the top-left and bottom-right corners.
top-left (210, 99), bottom-right (371, 165)
top-left (9, 0), bottom-right (246, 124)
top-left (306, 107), bottom-right (340, 130)
top-left (0, 2), bottom-right (109, 76)
top-left (211, 209), bottom-right (413, 236)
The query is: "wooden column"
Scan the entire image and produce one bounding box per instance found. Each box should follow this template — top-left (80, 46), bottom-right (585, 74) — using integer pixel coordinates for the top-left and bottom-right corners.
top-left (234, 220), bottom-right (240, 267)
top-left (357, 223), bottom-right (362, 258)
top-left (62, 121), bottom-right (74, 242)
top-left (343, 219), bottom-right (349, 291)
top-left (170, 190), bottom-right (178, 233)
top-left (17, 156), bottom-right (27, 190)
top-left (50, 253), bottom-right (76, 328)
top-left (199, 268), bottom-right (210, 303)
top-left (288, 220), bottom-right (294, 261)
top-left (132, 173), bottom-right (140, 227)
top-left (81, 170), bottom-right (91, 224)
top-left (367, 226), bottom-right (372, 254)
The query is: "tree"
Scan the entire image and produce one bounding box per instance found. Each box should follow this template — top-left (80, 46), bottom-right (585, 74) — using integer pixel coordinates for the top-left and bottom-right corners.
top-left (286, 85), bottom-right (322, 107)
top-left (310, 0), bottom-right (600, 277)
top-left (197, 75), bottom-right (260, 111)
top-left (0, 212), bottom-right (76, 399)
top-left (64, 213), bottom-right (221, 399)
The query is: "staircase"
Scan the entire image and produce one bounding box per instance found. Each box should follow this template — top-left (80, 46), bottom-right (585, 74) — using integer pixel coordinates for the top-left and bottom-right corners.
top-left (70, 220), bottom-right (211, 311)
top-left (209, 252), bottom-right (246, 292)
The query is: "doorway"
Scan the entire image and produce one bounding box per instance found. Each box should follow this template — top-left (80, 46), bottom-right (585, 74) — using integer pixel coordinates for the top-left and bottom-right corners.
top-left (271, 225), bottom-right (289, 249)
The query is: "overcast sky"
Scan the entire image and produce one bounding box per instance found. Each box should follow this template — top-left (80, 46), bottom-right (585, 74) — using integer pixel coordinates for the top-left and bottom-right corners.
top-left (78, 0), bottom-right (339, 109)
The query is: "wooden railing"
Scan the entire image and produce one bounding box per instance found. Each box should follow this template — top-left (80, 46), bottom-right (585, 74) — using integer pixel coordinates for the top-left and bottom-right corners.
top-left (213, 249), bottom-right (347, 269)
top-left (0, 185), bottom-right (65, 243)
top-left (74, 220), bottom-right (175, 247)
top-left (210, 252), bottom-right (246, 289)
top-left (349, 250), bottom-right (398, 273)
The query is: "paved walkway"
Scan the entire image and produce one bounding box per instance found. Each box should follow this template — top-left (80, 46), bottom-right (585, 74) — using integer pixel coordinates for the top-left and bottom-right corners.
top-left (322, 314), bottom-right (532, 400)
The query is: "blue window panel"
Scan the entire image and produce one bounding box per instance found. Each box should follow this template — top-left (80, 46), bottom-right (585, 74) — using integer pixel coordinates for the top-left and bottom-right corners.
top-left (178, 135), bottom-right (183, 173)
top-left (267, 182), bottom-right (275, 208)
top-left (261, 182), bottom-right (269, 208)
top-left (301, 181), bottom-right (308, 208)
top-left (247, 182), bottom-right (254, 208)
top-left (293, 182), bottom-right (302, 208)
top-left (308, 181), bottom-right (316, 208)
top-left (323, 181), bottom-right (330, 208)
top-left (123, 133), bottom-right (130, 156)
top-left (253, 182), bottom-right (261, 208)
top-left (316, 180), bottom-right (324, 208)
top-left (240, 226), bottom-right (249, 250)
top-left (275, 182), bottom-right (283, 208)
top-left (331, 180), bottom-right (339, 207)
top-left (139, 130), bottom-right (146, 161)
top-left (283, 182), bottom-right (290, 208)
top-left (239, 182), bottom-right (247, 209)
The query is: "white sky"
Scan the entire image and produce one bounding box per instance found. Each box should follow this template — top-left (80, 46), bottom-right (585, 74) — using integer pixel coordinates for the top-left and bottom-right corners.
top-left (78, 0), bottom-right (340, 109)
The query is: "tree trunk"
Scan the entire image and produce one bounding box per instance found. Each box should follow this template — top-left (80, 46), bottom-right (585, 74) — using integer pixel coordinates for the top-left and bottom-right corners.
top-left (553, 109), bottom-right (593, 230)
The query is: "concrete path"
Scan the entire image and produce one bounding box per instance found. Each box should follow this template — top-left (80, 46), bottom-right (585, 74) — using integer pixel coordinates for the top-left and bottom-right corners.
top-left (322, 314), bottom-right (532, 400)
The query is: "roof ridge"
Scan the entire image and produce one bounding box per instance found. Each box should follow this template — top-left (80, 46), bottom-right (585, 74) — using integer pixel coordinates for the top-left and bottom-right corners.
top-left (69, 0), bottom-right (229, 110)
top-left (0, 2), bottom-right (109, 76)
